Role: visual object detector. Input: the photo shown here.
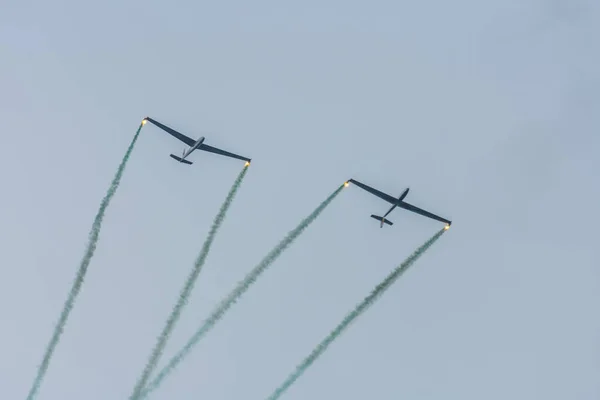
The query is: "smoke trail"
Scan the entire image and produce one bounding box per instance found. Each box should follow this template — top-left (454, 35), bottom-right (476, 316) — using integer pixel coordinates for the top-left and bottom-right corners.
top-left (265, 227), bottom-right (447, 400)
top-left (138, 184), bottom-right (345, 399)
top-left (26, 121), bottom-right (144, 400)
top-left (129, 166), bottom-right (249, 400)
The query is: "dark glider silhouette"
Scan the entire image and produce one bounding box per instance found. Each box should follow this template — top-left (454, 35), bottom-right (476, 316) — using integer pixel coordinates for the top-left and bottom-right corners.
top-left (143, 117), bottom-right (251, 165)
top-left (348, 178), bottom-right (451, 228)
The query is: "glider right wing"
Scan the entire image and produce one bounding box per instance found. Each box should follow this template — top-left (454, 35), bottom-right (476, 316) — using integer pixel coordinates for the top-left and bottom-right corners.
top-left (348, 179), bottom-right (397, 204)
top-left (144, 117), bottom-right (196, 147)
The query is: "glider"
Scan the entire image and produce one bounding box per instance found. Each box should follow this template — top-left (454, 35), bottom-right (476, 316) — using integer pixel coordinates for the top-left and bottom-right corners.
top-left (347, 179), bottom-right (451, 228)
top-left (143, 117), bottom-right (251, 165)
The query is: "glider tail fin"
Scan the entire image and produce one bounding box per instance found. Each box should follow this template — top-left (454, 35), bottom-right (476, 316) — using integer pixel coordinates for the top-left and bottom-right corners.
top-left (169, 154), bottom-right (193, 165)
top-left (370, 214), bottom-right (393, 228)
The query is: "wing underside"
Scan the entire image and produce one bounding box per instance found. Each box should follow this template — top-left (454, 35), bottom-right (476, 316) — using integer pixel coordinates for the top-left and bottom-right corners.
top-left (399, 201), bottom-right (451, 224)
top-left (199, 143), bottom-right (251, 162)
top-left (348, 179), bottom-right (397, 204)
top-left (144, 117), bottom-right (196, 147)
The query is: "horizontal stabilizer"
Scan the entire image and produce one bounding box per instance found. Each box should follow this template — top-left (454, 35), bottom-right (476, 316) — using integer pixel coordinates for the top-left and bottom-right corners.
top-left (370, 214), bottom-right (393, 226)
top-left (169, 154), bottom-right (193, 165)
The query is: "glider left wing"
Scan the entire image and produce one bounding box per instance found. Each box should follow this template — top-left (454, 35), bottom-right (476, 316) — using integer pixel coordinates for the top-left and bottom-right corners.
top-left (199, 143), bottom-right (251, 162)
top-left (398, 201), bottom-right (452, 225)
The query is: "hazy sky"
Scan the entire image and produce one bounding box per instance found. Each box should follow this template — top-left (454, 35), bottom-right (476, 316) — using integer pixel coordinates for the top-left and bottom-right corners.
top-left (1, 1), bottom-right (599, 399)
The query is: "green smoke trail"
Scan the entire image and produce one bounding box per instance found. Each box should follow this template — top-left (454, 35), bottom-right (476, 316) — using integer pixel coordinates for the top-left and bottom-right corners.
top-left (129, 166), bottom-right (249, 400)
top-left (265, 227), bottom-right (447, 400)
top-left (138, 184), bottom-right (346, 399)
top-left (26, 121), bottom-right (144, 400)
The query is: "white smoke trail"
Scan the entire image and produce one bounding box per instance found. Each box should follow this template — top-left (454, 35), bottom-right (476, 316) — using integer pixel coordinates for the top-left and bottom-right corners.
top-left (129, 166), bottom-right (249, 400)
top-left (26, 121), bottom-right (145, 400)
top-left (138, 184), bottom-right (346, 399)
top-left (265, 227), bottom-right (447, 400)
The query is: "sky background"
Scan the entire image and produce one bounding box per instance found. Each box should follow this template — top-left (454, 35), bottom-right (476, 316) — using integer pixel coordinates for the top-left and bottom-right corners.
top-left (1, 0), bottom-right (599, 399)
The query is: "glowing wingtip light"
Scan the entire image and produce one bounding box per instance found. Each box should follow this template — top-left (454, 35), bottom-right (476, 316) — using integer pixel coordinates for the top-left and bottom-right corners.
top-left (344, 181), bottom-right (349, 187)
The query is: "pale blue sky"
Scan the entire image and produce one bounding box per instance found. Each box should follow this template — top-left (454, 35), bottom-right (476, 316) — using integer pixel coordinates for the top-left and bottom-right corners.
top-left (1, 1), bottom-right (599, 399)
